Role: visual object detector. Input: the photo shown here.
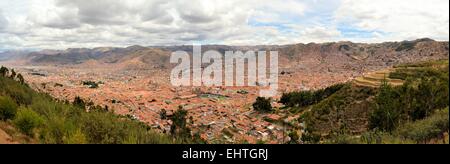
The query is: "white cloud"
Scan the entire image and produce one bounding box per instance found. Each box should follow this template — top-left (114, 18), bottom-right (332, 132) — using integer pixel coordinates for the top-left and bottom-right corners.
top-left (299, 26), bottom-right (342, 43)
top-left (0, 0), bottom-right (334, 49)
top-left (0, 9), bottom-right (7, 31)
top-left (251, 0), bottom-right (306, 23)
top-left (336, 0), bottom-right (449, 41)
top-left (0, 0), bottom-right (448, 50)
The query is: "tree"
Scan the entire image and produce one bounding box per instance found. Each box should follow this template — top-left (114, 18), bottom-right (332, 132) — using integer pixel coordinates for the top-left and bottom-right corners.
top-left (369, 80), bottom-right (402, 132)
top-left (253, 97), bottom-right (272, 112)
top-left (0, 66), bottom-right (8, 77)
top-left (9, 69), bottom-right (16, 79)
top-left (280, 84), bottom-right (345, 108)
top-left (396, 79), bottom-right (415, 121)
top-left (73, 96), bottom-right (86, 109)
top-left (160, 109), bottom-right (167, 120)
top-left (16, 73), bottom-right (25, 85)
top-left (411, 77), bottom-right (449, 120)
top-left (280, 92), bottom-right (292, 106)
top-left (170, 106), bottom-right (191, 140)
top-left (82, 81), bottom-right (99, 89)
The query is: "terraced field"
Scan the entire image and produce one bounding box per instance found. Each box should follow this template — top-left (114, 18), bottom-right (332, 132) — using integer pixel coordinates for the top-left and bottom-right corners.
top-left (354, 69), bottom-right (404, 87)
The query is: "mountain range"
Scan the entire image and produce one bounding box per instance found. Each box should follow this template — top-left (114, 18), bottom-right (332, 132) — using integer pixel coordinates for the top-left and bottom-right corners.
top-left (1, 38), bottom-right (448, 72)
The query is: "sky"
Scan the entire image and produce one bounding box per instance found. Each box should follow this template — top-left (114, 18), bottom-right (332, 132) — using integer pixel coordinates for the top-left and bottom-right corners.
top-left (0, 0), bottom-right (448, 50)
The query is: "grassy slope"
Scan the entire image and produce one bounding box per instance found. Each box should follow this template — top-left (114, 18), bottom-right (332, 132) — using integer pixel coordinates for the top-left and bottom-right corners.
top-left (0, 75), bottom-right (181, 144)
top-left (295, 60), bottom-right (449, 144)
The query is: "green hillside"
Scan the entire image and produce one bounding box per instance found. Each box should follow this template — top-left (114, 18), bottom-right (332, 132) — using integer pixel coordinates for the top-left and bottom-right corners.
top-left (279, 60), bottom-right (449, 144)
top-left (0, 66), bottom-right (186, 144)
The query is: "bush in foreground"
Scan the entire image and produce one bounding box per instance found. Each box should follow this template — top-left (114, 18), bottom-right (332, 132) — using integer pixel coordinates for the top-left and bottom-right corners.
top-left (397, 108), bottom-right (449, 143)
top-left (13, 107), bottom-right (45, 136)
top-left (0, 96), bottom-right (18, 120)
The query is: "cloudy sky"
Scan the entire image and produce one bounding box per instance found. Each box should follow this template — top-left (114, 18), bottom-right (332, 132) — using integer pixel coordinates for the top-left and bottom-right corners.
top-left (0, 0), bottom-right (448, 50)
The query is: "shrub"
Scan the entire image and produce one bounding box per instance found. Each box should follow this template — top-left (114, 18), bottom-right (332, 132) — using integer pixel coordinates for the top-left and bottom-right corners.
top-left (78, 111), bottom-right (176, 144)
top-left (326, 134), bottom-right (360, 144)
top-left (39, 116), bottom-right (76, 144)
top-left (358, 131), bottom-right (416, 144)
top-left (0, 96), bottom-right (18, 120)
top-left (80, 112), bottom-right (126, 144)
top-left (397, 108), bottom-right (449, 143)
top-left (287, 131), bottom-right (300, 144)
top-left (63, 129), bottom-right (88, 144)
top-left (253, 97), bottom-right (272, 112)
top-left (13, 107), bottom-right (44, 136)
top-left (301, 132), bottom-right (321, 144)
top-left (7, 88), bottom-right (33, 105)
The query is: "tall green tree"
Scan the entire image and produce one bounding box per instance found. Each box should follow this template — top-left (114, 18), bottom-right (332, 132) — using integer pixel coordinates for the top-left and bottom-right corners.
top-left (0, 66), bottom-right (9, 77)
top-left (170, 106), bottom-right (191, 140)
top-left (369, 80), bottom-right (402, 132)
top-left (9, 69), bottom-right (16, 79)
top-left (16, 73), bottom-right (25, 85)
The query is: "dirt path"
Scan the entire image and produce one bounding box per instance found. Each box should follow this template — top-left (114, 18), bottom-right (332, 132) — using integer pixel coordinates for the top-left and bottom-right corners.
top-left (0, 128), bottom-right (17, 144)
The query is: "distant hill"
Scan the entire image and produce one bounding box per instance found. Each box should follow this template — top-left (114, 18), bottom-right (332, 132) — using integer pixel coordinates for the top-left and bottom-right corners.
top-left (3, 38), bottom-right (449, 73)
top-left (0, 50), bottom-right (30, 61)
top-left (277, 38), bottom-right (449, 73)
